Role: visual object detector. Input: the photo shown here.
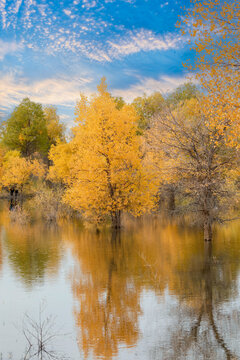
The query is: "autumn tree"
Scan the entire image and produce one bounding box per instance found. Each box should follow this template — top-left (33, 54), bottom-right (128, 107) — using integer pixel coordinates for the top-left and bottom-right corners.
top-left (132, 92), bottom-right (165, 130)
top-left (44, 106), bottom-right (66, 146)
top-left (49, 78), bottom-right (157, 228)
top-left (2, 98), bottom-right (49, 158)
top-left (148, 97), bottom-right (239, 240)
top-left (180, 0), bottom-right (240, 144)
top-left (0, 150), bottom-right (45, 196)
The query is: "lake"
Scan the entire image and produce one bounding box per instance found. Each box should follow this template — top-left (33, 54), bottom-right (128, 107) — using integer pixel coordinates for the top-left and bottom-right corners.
top-left (0, 203), bottom-right (240, 359)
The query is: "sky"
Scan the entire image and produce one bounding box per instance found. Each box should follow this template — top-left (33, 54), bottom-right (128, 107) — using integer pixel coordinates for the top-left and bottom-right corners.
top-left (0, 0), bottom-right (194, 126)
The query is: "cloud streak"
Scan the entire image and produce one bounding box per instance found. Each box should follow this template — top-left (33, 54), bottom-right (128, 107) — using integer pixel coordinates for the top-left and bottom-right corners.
top-left (112, 75), bottom-right (190, 101)
top-left (0, 39), bottom-right (23, 60)
top-left (107, 30), bottom-right (181, 59)
top-left (48, 29), bottom-right (183, 62)
top-left (0, 73), bottom-right (93, 114)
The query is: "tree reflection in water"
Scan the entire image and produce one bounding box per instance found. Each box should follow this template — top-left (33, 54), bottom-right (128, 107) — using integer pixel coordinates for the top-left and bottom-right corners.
top-left (66, 218), bottom-right (240, 360)
top-left (0, 206), bottom-right (62, 287)
top-left (137, 219), bottom-right (240, 360)
top-left (3, 208), bottom-right (239, 360)
top-left (65, 227), bottom-right (141, 359)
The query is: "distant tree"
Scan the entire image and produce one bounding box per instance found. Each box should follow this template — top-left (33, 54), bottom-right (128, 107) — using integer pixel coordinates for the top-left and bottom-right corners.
top-left (132, 92), bottom-right (164, 130)
top-left (167, 83), bottom-right (199, 107)
top-left (49, 78), bottom-right (157, 228)
top-left (2, 98), bottom-right (49, 157)
top-left (44, 106), bottom-right (66, 146)
top-left (113, 96), bottom-right (125, 110)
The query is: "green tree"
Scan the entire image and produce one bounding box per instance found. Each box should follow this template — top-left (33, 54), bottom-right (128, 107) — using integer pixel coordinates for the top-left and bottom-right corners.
top-left (166, 83), bottom-right (198, 107)
top-left (113, 96), bottom-right (125, 110)
top-left (132, 92), bottom-right (164, 130)
top-left (2, 98), bottom-right (49, 157)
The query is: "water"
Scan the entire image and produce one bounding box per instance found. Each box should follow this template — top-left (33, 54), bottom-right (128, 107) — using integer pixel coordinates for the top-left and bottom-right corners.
top-left (0, 204), bottom-right (240, 359)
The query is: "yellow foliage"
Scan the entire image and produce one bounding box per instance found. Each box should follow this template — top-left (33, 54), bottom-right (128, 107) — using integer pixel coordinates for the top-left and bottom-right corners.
top-left (0, 150), bottom-right (45, 190)
top-left (180, 0), bottom-right (240, 146)
top-left (49, 78), bottom-right (158, 225)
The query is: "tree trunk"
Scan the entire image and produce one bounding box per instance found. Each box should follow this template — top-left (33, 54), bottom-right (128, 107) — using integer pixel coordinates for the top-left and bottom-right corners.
top-left (167, 186), bottom-right (175, 213)
top-left (204, 215), bottom-right (212, 241)
top-left (111, 210), bottom-right (121, 229)
top-left (9, 188), bottom-right (15, 210)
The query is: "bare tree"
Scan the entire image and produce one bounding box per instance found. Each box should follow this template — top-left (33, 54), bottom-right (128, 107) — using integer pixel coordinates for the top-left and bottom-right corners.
top-left (148, 98), bottom-right (239, 240)
top-left (21, 307), bottom-right (70, 360)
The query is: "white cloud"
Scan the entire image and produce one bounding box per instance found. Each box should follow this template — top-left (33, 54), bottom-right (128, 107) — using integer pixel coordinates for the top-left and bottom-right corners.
top-left (63, 9), bottom-right (72, 16)
top-left (0, 0), bottom-right (6, 28)
top-left (0, 40), bottom-right (23, 60)
top-left (82, 0), bottom-right (97, 9)
top-left (13, 0), bottom-right (23, 14)
top-left (0, 74), bottom-right (93, 113)
top-left (160, 2), bottom-right (169, 8)
top-left (107, 30), bottom-right (181, 59)
top-left (112, 75), bottom-right (190, 102)
top-left (76, 29), bottom-right (183, 62)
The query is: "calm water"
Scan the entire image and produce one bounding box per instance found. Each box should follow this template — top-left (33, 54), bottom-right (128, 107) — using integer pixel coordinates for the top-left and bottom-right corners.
top-left (1, 204), bottom-right (240, 360)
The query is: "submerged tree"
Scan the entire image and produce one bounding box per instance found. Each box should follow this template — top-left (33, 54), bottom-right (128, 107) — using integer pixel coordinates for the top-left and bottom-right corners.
top-left (148, 97), bottom-right (239, 240)
top-left (0, 150), bottom-right (45, 199)
top-left (49, 78), bottom-right (157, 228)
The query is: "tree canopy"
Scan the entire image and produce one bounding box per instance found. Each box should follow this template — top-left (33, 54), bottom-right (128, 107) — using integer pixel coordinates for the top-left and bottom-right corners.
top-left (49, 78), bottom-right (157, 227)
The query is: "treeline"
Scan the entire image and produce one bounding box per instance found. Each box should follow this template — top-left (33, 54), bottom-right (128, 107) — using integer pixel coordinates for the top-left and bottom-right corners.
top-left (0, 0), bottom-right (239, 241)
top-left (0, 82), bottom-right (198, 223)
top-left (0, 79), bottom-right (237, 240)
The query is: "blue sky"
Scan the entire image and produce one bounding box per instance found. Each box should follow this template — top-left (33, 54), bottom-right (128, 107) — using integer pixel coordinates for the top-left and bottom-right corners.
top-left (0, 0), bottom-right (193, 125)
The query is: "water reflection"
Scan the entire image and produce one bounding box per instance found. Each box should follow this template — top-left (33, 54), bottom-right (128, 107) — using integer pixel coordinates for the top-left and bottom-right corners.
top-left (0, 207), bottom-right (62, 287)
top-left (133, 219), bottom-right (240, 359)
top-left (65, 219), bottom-right (240, 359)
top-left (1, 207), bottom-right (240, 359)
top-left (65, 228), bottom-right (141, 359)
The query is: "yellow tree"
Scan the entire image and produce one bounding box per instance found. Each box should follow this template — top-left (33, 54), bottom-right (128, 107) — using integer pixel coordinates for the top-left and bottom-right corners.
top-left (0, 150), bottom-right (45, 194)
top-left (49, 78), bottom-right (157, 228)
top-left (180, 0), bottom-right (240, 143)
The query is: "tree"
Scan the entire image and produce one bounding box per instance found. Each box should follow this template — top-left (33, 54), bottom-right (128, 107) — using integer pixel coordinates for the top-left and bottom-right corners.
top-left (153, 83), bottom-right (199, 213)
top-left (49, 78), bottom-right (157, 228)
top-left (44, 106), bottom-right (66, 146)
top-left (166, 83), bottom-right (198, 107)
top-left (180, 0), bottom-right (240, 144)
top-left (113, 96), bottom-right (125, 110)
top-left (0, 150), bottom-right (45, 194)
top-left (148, 97), bottom-right (239, 240)
top-left (2, 98), bottom-right (49, 157)
top-left (132, 92), bottom-right (164, 130)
